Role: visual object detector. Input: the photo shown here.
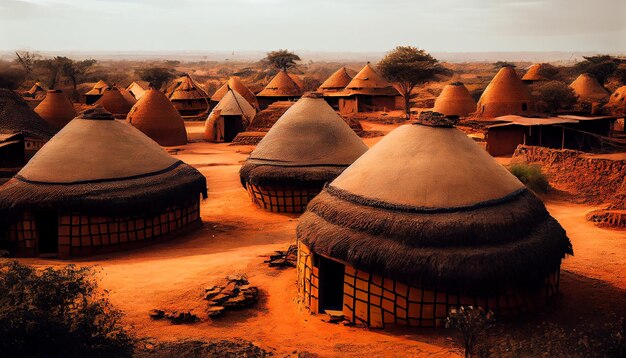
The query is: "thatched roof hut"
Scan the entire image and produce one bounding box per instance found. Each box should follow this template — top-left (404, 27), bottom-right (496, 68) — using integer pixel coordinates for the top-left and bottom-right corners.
top-left (256, 71), bottom-right (303, 109)
top-left (205, 89), bottom-right (256, 143)
top-left (240, 93), bottom-right (367, 213)
top-left (570, 74), bottom-right (609, 102)
top-left (0, 108), bottom-right (207, 258)
top-left (95, 86), bottom-right (136, 118)
top-left (0, 89), bottom-right (57, 154)
top-left (477, 66), bottom-right (533, 118)
top-left (126, 89), bottom-right (187, 146)
top-left (210, 77), bottom-right (259, 111)
top-left (126, 80), bottom-right (150, 100)
top-left (166, 74), bottom-right (209, 118)
top-left (23, 82), bottom-right (47, 100)
top-left (85, 80), bottom-right (109, 105)
top-left (296, 120), bottom-right (572, 328)
top-left (34, 90), bottom-right (77, 129)
top-left (338, 63), bottom-right (400, 114)
top-left (433, 82), bottom-right (476, 117)
top-left (522, 64), bottom-right (549, 83)
top-left (318, 67), bottom-right (353, 93)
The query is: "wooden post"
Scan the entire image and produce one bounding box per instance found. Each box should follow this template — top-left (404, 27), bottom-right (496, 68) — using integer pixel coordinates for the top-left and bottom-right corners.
top-left (561, 127), bottom-right (565, 149)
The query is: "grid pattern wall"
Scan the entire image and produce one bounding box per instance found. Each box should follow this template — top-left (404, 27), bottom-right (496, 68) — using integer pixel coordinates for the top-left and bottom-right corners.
top-left (246, 183), bottom-right (321, 213)
top-left (58, 199), bottom-right (200, 254)
top-left (298, 243), bottom-right (561, 329)
top-left (297, 243), bottom-right (319, 313)
top-left (5, 212), bottom-right (37, 251)
top-left (24, 138), bottom-right (46, 152)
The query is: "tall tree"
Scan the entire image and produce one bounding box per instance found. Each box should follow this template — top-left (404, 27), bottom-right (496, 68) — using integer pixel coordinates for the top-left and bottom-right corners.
top-left (134, 67), bottom-right (176, 90)
top-left (56, 57), bottom-right (97, 89)
top-left (14, 51), bottom-right (38, 77)
top-left (378, 46), bottom-right (449, 119)
top-left (264, 49), bottom-right (301, 72)
top-left (575, 55), bottom-right (619, 85)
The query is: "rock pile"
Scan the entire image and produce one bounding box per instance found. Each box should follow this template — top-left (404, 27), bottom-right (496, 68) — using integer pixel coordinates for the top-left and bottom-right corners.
top-left (204, 275), bottom-right (259, 317)
top-left (265, 244), bottom-right (297, 268)
top-left (149, 309), bottom-right (200, 324)
top-left (415, 110), bottom-right (459, 127)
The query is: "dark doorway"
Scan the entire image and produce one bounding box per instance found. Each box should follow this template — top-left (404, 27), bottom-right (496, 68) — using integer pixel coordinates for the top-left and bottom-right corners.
top-left (34, 210), bottom-right (58, 256)
top-left (317, 256), bottom-right (345, 312)
top-left (223, 115), bottom-right (244, 142)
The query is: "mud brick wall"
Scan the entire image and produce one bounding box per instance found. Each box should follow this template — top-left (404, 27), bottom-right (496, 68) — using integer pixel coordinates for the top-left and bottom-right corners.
top-left (298, 243), bottom-right (561, 329)
top-left (513, 145), bottom-right (626, 204)
top-left (246, 183), bottom-right (321, 213)
top-left (4, 212), bottom-right (37, 256)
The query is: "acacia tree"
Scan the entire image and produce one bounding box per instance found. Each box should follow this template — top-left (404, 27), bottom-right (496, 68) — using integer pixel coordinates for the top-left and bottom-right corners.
top-left (575, 55), bottom-right (619, 85)
top-left (134, 67), bottom-right (176, 90)
top-left (378, 46), bottom-right (449, 119)
top-left (14, 51), bottom-right (38, 77)
top-left (264, 49), bottom-right (301, 72)
top-left (56, 57), bottom-right (97, 89)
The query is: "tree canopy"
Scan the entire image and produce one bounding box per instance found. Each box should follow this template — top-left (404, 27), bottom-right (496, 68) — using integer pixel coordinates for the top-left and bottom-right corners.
top-left (378, 46), bottom-right (449, 118)
top-left (575, 55), bottom-right (621, 85)
top-left (264, 49), bottom-right (301, 72)
top-left (134, 67), bottom-right (176, 90)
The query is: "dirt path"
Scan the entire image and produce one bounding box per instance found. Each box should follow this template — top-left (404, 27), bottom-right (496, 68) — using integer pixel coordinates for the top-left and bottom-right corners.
top-left (16, 138), bottom-right (626, 357)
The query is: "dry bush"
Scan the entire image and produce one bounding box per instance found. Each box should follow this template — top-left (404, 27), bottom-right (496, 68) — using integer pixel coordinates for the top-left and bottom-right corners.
top-left (446, 306), bottom-right (495, 358)
top-left (508, 164), bottom-right (550, 193)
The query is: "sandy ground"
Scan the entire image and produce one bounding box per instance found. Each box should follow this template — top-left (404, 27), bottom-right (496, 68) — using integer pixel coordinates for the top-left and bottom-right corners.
top-left (17, 122), bottom-right (626, 357)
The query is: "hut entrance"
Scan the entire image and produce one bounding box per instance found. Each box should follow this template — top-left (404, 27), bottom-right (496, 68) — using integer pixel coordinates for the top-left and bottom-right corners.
top-left (34, 210), bottom-right (58, 256)
top-left (317, 256), bottom-right (345, 312)
top-left (223, 115), bottom-right (245, 142)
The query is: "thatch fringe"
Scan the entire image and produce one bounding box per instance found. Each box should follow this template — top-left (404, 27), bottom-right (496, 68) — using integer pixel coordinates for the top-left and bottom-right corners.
top-left (0, 162), bottom-right (207, 229)
top-left (239, 162), bottom-right (346, 188)
top-left (297, 188), bottom-right (573, 294)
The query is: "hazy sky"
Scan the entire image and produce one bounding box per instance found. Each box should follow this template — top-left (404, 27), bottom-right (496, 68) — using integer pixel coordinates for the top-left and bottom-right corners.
top-left (1, 0), bottom-right (624, 53)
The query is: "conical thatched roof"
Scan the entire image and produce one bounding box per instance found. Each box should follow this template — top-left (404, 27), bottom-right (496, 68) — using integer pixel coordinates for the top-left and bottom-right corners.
top-left (126, 80), bottom-right (150, 100)
top-left (570, 74), bottom-right (609, 102)
top-left (24, 82), bottom-right (46, 98)
top-left (477, 66), bottom-right (533, 118)
top-left (433, 82), bottom-right (476, 117)
top-left (297, 123), bottom-right (572, 293)
top-left (342, 63), bottom-right (399, 96)
top-left (126, 89), bottom-right (187, 146)
top-left (85, 80), bottom-right (109, 96)
top-left (0, 108), bottom-right (206, 226)
top-left (210, 89), bottom-right (256, 118)
top-left (289, 73), bottom-right (304, 89)
top-left (167, 74), bottom-right (208, 101)
top-left (522, 64), bottom-right (548, 82)
top-left (240, 93), bottom-right (368, 187)
top-left (210, 77), bottom-right (259, 110)
top-left (318, 67), bottom-right (352, 93)
top-left (256, 70), bottom-right (303, 97)
top-left (34, 90), bottom-right (77, 129)
top-left (95, 86), bottom-right (136, 118)
top-left (606, 86), bottom-right (626, 116)
top-left (0, 89), bottom-right (57, 139)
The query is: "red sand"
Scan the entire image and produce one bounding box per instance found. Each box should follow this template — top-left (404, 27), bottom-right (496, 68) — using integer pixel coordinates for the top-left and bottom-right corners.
top-left (16, 122), bottom-right (626, 357)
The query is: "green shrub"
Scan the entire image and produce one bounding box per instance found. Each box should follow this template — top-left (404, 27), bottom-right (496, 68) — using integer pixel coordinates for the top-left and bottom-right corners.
top-left (0, 261), bottom-right (134, 357)
top-left (508, 164), bottom-right (550, 193)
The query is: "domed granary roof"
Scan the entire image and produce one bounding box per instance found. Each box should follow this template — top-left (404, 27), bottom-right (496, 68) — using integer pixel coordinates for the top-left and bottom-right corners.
top-left (477, 66), bottom-right (533, 118)
top-left (433, 82), bottom-right (476, 117)
top-left (210, 89), bottom-right (256, 118)
top-left (297, 122), bottom-right (572, 293)
top-left (240, 93), bottom-right (367, 187)
top-left (342, 63), bottom-right (399, 96)
top-left (95, 86), bottom-right (136, 118)
top-left (126, 89), bottom-right (187, 146)
top-left (0, 107), bottom-right (206, 226)
top-left (34, 90), bottom-right (77, 129)
top-left (522, 64), bottom-right (549, 82)
top-left (210, 77), bottom-right (259, 110)
top-left (570, 74), bottom-right (609, 102)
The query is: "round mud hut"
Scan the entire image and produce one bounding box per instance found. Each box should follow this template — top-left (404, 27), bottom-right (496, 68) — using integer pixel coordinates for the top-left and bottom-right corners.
top-left (34, 90), bottom-right (77, 129)
top-left (0, 108), bottom-right (207, 259)
top-left (522, 63), bottom-right (550, 84)
top-left (318, 67), bottom-right (353, 109)
top-left (0, 89), bottom-right (57, 156)
top-left (477, 66), bottom-right (533, 118)
top-left (210, 77), bottom-right (260, 111)
top-left (126, 89), bottom-right (187, 146)
top-left (433, 82), bottom-right (477, 117)
top-left (205, 88), bottom-right (256, 143)
top-left (240, 93), bottom-right (368, 213)
top-left (256, 70), bottom-right (303, 110)
top-left (166, 74), bottom-right (209, 119)
top-left (296, 119), bottom-right (572, 328)
top-left (95, 86), bottom-right (136, 118)
top-left (85, 80), bottom-right (109, 105)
